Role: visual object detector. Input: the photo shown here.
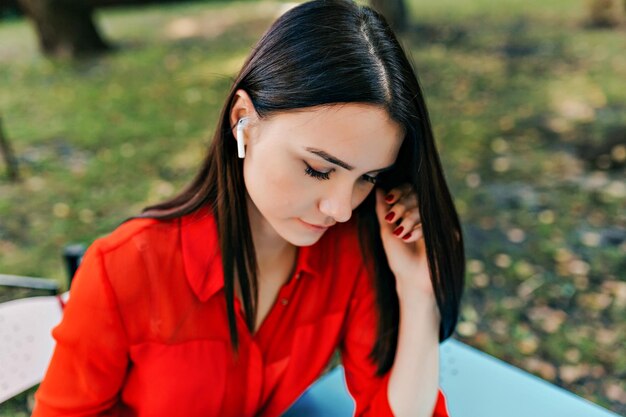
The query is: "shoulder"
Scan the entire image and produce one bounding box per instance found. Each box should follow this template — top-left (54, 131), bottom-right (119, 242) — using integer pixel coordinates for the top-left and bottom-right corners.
top-left (94, 216), bottom-right (179, 255)
top-left (83, 216), bottom-right (185, 294)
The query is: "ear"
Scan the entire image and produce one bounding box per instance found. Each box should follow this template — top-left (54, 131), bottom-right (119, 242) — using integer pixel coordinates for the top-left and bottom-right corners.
top-left (229, 89), bottom-right (257, 140)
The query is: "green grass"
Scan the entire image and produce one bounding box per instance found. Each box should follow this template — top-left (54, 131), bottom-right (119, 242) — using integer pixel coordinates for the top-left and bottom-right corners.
top-left (1, 0), bottom-right (625, 414)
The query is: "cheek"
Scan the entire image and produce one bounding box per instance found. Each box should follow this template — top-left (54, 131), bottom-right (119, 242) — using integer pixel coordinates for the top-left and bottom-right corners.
top-left (351, 184), bottom-right (375, 209)
top-left (244, 153), bottom-right (309, 212)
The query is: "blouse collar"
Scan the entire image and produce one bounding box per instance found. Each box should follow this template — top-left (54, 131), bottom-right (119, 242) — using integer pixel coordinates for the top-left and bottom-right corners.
top-left (180, 206), bottom-right (321, 302)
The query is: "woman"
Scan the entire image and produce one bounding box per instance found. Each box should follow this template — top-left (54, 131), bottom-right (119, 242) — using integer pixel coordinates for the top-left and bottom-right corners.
top-left (33, 1), bottom-right (464, 416)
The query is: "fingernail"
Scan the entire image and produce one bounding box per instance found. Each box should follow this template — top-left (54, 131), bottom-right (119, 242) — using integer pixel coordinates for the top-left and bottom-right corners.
top-left (385, 194), bottom-right (394, 202)
top-left (403, 232), bottom-right (412, 240)
top-left (385, 212), bottom-right (395, 222)
top-left (393, 226), bottom-right (404, 236)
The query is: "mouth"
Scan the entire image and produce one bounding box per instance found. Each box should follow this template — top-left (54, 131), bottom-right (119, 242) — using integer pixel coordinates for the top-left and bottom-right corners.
top-left (298, 219), bottom-right (331, 232)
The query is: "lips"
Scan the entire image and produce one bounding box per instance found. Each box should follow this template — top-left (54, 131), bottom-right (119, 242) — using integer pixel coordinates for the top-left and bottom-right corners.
top-left (299, 219), bottom-right (332, 231)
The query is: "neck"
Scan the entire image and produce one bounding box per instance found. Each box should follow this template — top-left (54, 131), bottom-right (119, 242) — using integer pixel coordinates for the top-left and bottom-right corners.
top-left (246, 195), bottom-right (297, 281)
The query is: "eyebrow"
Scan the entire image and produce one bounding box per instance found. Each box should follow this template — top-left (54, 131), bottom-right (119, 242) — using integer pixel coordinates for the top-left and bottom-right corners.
top-left (305, 147), bottom-right (394, 174)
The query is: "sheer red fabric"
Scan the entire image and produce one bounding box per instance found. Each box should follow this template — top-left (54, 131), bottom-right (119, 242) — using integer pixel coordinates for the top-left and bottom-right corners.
top-left (33, 207), bottom-right (450, 417)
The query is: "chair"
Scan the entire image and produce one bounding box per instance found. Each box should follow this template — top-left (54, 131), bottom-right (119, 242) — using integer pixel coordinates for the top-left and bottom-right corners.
top-left (0, 292), bottom-right (67, 403)
top-left (0, 244), bottom-right (80, 404)
top-left (0, 274), bottom-right (59, 296)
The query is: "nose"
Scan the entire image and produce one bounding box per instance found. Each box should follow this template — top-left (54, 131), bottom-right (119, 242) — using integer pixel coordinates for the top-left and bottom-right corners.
top-left (318, 184), bottom-right (353, 223)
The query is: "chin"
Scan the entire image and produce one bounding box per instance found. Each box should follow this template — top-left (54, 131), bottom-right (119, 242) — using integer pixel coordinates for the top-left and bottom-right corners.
top-left (277, 221), bottom-right (329, 247)
top-left (281, 230), bottom-right (326, 247)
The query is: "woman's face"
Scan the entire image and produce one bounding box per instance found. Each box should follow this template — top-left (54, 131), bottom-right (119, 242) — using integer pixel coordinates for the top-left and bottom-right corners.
top-left (240, 102), bottom-right (404, 247)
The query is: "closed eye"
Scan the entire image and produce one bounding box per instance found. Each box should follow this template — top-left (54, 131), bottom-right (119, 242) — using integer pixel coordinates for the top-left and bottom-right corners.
top-left (361, 174), bottom-right (378, 185)
top-left (304, 162), bottom-right (378, 184)
top-left (304, 163), bottom-right (331, 180)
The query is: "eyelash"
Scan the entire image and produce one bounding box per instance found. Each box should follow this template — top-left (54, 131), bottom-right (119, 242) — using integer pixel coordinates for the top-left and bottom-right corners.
top-left (304, 163), bottom-right (378, 185)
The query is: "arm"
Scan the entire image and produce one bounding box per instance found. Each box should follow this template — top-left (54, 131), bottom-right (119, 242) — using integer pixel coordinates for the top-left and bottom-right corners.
top-left (388, 283), bottom-right (443, 417)
top-left (342, 187), bottom-right (452, 417)
top-left (340, 264), bottom-right (449, 417)
top-left (32, 241), bottom-right (129, 416)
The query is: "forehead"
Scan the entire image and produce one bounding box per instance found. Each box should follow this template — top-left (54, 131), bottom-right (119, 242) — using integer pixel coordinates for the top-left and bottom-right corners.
top-left (264, 103), bottom-right (404, 167)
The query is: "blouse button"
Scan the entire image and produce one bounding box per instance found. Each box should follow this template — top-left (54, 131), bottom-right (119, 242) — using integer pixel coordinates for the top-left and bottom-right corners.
top-left (295, 272), bottom-right (301, 279)
top-left (280, 298), bottom-right (288, 306)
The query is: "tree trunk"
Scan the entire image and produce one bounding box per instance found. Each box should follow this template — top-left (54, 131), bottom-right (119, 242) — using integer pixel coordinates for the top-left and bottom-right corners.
top-left (586, 0), bottom-right (624, 27)
top-left (17, 0), bottom-right (110, 58)
top-left (0, 118), bottom-right (20, 182)
top-left (370, 0), bottom-right (409, 33)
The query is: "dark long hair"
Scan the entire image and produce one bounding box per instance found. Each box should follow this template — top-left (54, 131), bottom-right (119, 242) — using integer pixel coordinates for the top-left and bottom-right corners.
top-left (143, 0), bottom-right (464, 375)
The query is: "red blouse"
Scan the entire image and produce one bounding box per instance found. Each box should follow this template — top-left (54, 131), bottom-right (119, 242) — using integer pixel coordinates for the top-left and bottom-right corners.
top-left (33, 207), bottom-right (450, 417)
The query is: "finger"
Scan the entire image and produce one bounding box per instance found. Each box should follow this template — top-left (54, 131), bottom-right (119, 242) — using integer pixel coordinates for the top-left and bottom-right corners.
top-left (376, 188), bottom-right (418, 259)
top-left (386, 194), bottom-right (420, 224)
top-left (399, 223), bottom-right (424, 243)
top-left (394, 207), bottom-right (422, 234)
top-left (375, 188), bottom-right (394, 236)
top-left (385, 186), bottom-right (418, 222)
top-left (384, 183), bottom-right (413, 205)
top-left (390, 209), bottom-right (421, 239)
top-left (397, 191), bottom-right (418, 209)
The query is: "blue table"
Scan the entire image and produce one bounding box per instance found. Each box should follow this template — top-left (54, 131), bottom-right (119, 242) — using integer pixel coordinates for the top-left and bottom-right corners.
top-left (283, 339), bottom-right (621, 417)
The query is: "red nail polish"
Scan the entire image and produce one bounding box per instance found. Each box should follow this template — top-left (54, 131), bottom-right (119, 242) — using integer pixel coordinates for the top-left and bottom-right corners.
top-left (403, 232), bottom-right (412, 240)
top-left (393, 226), bottom-right (404, 236)
top-left (385, 194), bottom-right (394, 202)
top-left (385, 212), bottom-right (395, 221)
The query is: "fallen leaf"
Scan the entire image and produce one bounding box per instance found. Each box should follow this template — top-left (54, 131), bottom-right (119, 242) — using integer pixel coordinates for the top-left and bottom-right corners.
top-left (559, 364), bottom-right (590, 383)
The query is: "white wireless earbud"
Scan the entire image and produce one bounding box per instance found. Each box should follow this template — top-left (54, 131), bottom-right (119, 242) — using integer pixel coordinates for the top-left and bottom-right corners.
top-left (236, 117), bottom-right (249, 158)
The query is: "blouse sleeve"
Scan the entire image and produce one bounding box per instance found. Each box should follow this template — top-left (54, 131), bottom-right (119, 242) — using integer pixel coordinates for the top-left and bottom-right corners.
top-left (339, 265), bottom-right (450, 417)
top-left (32, 240), bottom-right (129, 417)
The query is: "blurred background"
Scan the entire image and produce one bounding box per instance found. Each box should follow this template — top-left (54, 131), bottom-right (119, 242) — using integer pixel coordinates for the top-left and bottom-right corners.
top-left (0, 0), bottom-right (625, 415)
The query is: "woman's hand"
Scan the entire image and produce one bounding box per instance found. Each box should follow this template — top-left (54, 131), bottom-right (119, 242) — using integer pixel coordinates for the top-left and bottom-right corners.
top-left (374, 186), bottom-right (435, 298)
